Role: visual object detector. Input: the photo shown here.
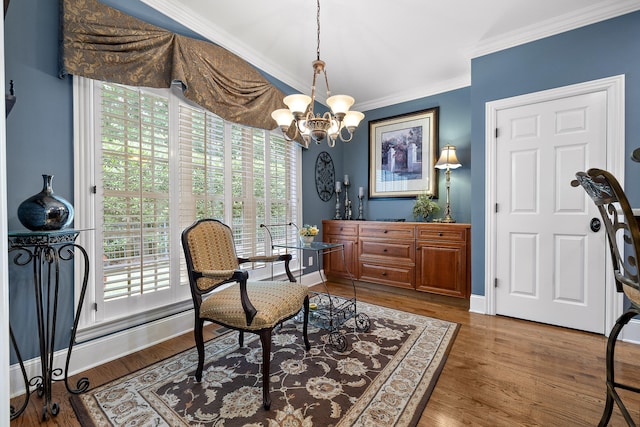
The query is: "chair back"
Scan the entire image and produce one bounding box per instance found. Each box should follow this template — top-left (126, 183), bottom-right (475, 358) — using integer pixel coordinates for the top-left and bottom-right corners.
top-left (182, 219), bottom-right (240, 293)
top-left (572, 169), bottom-right (640, 303)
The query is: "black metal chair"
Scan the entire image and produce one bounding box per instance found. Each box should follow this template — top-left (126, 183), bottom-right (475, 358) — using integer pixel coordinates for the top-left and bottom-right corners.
top-left (181, 218), bottom-right (311, 410)
top-left (572, 168), bottom-right (640, 426)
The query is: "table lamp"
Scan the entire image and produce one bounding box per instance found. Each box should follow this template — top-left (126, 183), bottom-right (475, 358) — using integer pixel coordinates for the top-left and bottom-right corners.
top-left (435, 144), bottom-right (462, 223)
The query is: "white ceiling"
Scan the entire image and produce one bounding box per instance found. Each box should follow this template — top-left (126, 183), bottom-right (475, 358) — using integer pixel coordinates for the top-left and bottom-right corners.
top-left (142, 0), bottom-right (640, 111)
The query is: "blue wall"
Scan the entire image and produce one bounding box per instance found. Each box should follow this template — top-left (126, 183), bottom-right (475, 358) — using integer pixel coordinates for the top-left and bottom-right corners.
top-left (470, 10), bottom-right (640, 296)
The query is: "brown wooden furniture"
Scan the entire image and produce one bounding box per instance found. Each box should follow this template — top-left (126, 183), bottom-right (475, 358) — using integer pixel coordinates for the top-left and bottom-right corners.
top-left (322, 220), bottom-right (471, 298)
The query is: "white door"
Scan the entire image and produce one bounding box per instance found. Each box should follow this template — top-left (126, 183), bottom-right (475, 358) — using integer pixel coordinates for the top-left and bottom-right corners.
top-left (494, 91), bottom-right (607, 333)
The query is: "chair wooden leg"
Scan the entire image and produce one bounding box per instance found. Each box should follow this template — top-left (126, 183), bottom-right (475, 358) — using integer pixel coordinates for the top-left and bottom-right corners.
top-left (194, 318), bottom-right (205, 382)
top-left (599, 309), bottom-right (637, 427)
top-left (259, 329), bottom-right (272, 410)
top-left (303, 296), bottom-right (311, 350)
top-left (239, 330), bottom-right (244, 347)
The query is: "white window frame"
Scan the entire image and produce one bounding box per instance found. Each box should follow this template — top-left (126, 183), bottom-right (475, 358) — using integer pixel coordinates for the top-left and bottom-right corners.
top-left (73, 77), bottom-right (302, 341)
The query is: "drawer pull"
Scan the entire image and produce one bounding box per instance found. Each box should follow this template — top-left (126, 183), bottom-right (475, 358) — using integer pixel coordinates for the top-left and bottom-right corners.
top-left (383, 248), bottom-right (387, 252)
top-left (381, 271), bottom-right (387, 276)
top-left (383, 230), bottom-right (388, 233)
top-left (438, 232), bottom-right (443, 236)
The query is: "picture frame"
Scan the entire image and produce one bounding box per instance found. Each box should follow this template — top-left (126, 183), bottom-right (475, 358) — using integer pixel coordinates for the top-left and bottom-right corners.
top-left (368, 107), bottom-right (439, 198)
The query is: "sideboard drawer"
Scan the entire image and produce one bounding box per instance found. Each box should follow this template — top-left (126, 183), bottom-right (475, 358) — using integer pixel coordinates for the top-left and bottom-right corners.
top-left (359, 261), bottom-right (414, 289)
top-left (359, 223), bottom-right (414, 239)
top-left (324, 221), bottom-right (359, 236)
top-left (359, 238), bottom-right (414, 263)
top-left (416, 227), bottom-right (466, 242)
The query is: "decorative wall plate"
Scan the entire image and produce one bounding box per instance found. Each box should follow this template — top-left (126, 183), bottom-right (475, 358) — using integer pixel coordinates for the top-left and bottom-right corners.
top-left (315, 151), bottom-right (335, 202)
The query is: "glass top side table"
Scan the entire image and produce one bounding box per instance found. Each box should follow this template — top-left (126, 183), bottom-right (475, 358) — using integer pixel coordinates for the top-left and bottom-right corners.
top-left (272, 234), bottom-right (370, 351)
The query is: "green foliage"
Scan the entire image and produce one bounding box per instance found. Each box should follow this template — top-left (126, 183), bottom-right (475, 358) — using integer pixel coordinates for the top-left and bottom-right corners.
top-left (412, 193), bottom-right (440, 221)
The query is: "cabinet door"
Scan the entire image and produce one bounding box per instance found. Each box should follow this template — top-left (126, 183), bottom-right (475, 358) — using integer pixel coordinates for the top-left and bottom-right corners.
top-left (416, 241), bottom-right (468, 297)
top-left (324, 235), bottom-right (358, 279)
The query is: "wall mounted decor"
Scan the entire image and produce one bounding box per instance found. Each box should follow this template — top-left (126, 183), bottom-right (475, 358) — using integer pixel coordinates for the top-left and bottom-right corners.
top-left (315, 151), bottom-right (335, 202)
top-left (368, 107), bottom-right (439, 198)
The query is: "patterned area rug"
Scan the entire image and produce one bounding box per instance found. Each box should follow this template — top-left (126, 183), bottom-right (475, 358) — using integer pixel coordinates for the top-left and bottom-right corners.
top-left (71, 301), bottom-right (458, 426)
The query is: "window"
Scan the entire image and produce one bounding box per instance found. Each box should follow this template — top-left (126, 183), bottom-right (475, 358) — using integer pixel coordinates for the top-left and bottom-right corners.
top-left (74, 77), bottom-right (301, 339)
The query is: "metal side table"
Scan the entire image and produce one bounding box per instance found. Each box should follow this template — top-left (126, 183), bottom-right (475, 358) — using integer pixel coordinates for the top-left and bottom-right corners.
top-left (8, 229), bottom-right (91, 421)
top-left (272, 239), bottom-right (370, 351)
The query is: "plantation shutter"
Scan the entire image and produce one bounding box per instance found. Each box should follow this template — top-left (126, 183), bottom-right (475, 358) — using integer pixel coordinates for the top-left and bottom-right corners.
top-left (99, 84), bottom-right (171, 301)
top-left (268, 134), bottom-right (300, 253)
top-left (178, 105), bottom-right (226, 227)
top-left (177, 105), bottom-right (299, 264)
top-left (80, 79), bottom-right (300, 333)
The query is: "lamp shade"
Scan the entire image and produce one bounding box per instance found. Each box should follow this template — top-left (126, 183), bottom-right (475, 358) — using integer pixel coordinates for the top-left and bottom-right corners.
top-left (283, 94), bottom-right (312, 115)
top-left (343, 111), bottom-right (365, 129)
top-left (326, 95), bottom-right (354, 115)
top-left (435, 145), bottom-right (462, 169)
top-left (271, 108), bottom-right (294, 127)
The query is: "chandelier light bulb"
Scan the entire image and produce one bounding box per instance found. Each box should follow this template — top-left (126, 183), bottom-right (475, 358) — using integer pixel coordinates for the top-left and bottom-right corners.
top-left (328, 118), bottom-right (340, 137)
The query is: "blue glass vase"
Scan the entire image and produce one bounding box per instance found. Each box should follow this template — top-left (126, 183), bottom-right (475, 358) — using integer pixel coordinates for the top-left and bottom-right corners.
top-left (17, 174), bottom-right (74, 231)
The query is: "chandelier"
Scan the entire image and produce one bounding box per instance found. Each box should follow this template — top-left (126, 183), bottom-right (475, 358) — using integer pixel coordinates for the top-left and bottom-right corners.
top-left (271, 0), bottom-right (364, 148)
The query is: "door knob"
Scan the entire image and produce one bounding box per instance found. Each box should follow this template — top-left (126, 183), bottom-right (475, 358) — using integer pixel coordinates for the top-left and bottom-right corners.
top-left (590, 218), bottom-right (601, 232)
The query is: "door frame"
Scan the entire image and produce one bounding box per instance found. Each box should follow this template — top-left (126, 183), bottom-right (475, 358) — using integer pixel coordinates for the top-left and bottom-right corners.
top-left (484, 75), bottom-right (625, 336)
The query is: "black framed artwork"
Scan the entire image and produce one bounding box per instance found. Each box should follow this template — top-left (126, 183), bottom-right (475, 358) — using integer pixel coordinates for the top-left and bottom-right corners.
top-left (368, 107), bottom-right (439, 198)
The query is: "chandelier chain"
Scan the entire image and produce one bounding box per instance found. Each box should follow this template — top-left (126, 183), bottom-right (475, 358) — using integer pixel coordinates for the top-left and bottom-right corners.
top-left (315, 0), bottom-right (331, 96)
top-left (316, 0), bottom-right (321, 61)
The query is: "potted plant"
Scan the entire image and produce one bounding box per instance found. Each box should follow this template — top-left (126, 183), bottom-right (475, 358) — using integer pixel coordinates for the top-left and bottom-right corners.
top-left (299, 224), bottom-right (319, 245)
top-left (412, 193), bottom-right (440, 221)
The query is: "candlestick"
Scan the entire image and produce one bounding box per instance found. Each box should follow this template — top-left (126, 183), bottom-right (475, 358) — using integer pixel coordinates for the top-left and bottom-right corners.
top-left (357, 193), bottom-right (364, 220)
top-left (334, 187), bottom-right (342, 220)
top-left (335, 181), bottom-right (342, 192)
top-left (343, 180), bottom-right (351, 220)
top-left (359, 186), bottom-right (364, 198)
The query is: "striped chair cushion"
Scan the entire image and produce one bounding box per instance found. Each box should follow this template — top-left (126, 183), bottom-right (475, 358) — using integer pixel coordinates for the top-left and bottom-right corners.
top-left (200, 281), bottom-right (309, 330)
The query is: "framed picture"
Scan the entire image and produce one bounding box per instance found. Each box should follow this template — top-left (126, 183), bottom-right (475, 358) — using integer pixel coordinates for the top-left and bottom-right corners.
top-left (368, 107), bottom-right (439, 198)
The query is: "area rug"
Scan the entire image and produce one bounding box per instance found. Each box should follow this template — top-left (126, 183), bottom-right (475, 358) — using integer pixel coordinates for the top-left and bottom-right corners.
top-left (71, 301), bottom-right (458, 426)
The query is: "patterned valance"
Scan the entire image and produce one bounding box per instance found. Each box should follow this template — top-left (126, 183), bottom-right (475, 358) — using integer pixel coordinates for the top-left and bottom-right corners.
top-left (60, 0), bottom-right (285, 130)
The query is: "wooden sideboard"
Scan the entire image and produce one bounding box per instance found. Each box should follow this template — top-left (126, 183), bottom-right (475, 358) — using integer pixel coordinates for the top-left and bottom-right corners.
top-left (322, 220), bottom-right (471, 298)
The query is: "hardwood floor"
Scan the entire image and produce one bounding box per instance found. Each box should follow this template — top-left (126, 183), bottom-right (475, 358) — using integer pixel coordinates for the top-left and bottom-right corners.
top-left (10, 281), bottom-right (640, 426)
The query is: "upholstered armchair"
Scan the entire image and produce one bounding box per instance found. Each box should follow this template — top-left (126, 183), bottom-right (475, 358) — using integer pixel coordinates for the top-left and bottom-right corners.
top-left (572, 169), bottom-right (640, 426)
top-left (181, 219), bottom-right (310, 410)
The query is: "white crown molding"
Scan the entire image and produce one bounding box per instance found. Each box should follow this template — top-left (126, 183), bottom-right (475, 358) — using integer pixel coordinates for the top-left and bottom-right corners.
top-left (354, 76), bottom-right (471, 112)
top-left (472, 0), bottom-right (640, 58)
top-left (140, 0), bottom-right (309, 95)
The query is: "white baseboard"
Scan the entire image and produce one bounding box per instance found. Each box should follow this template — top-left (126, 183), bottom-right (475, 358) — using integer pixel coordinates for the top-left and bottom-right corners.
top-left (10, 310), bottom-right (195, 398)
top-left (10, 278), bottom-right (319, 398)
top-left (299, 269), bottom-right (324, 287)
top-left (620, 318), bottom-right (640, 344)
top-left (469, 294), bottom-right (486, 314)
